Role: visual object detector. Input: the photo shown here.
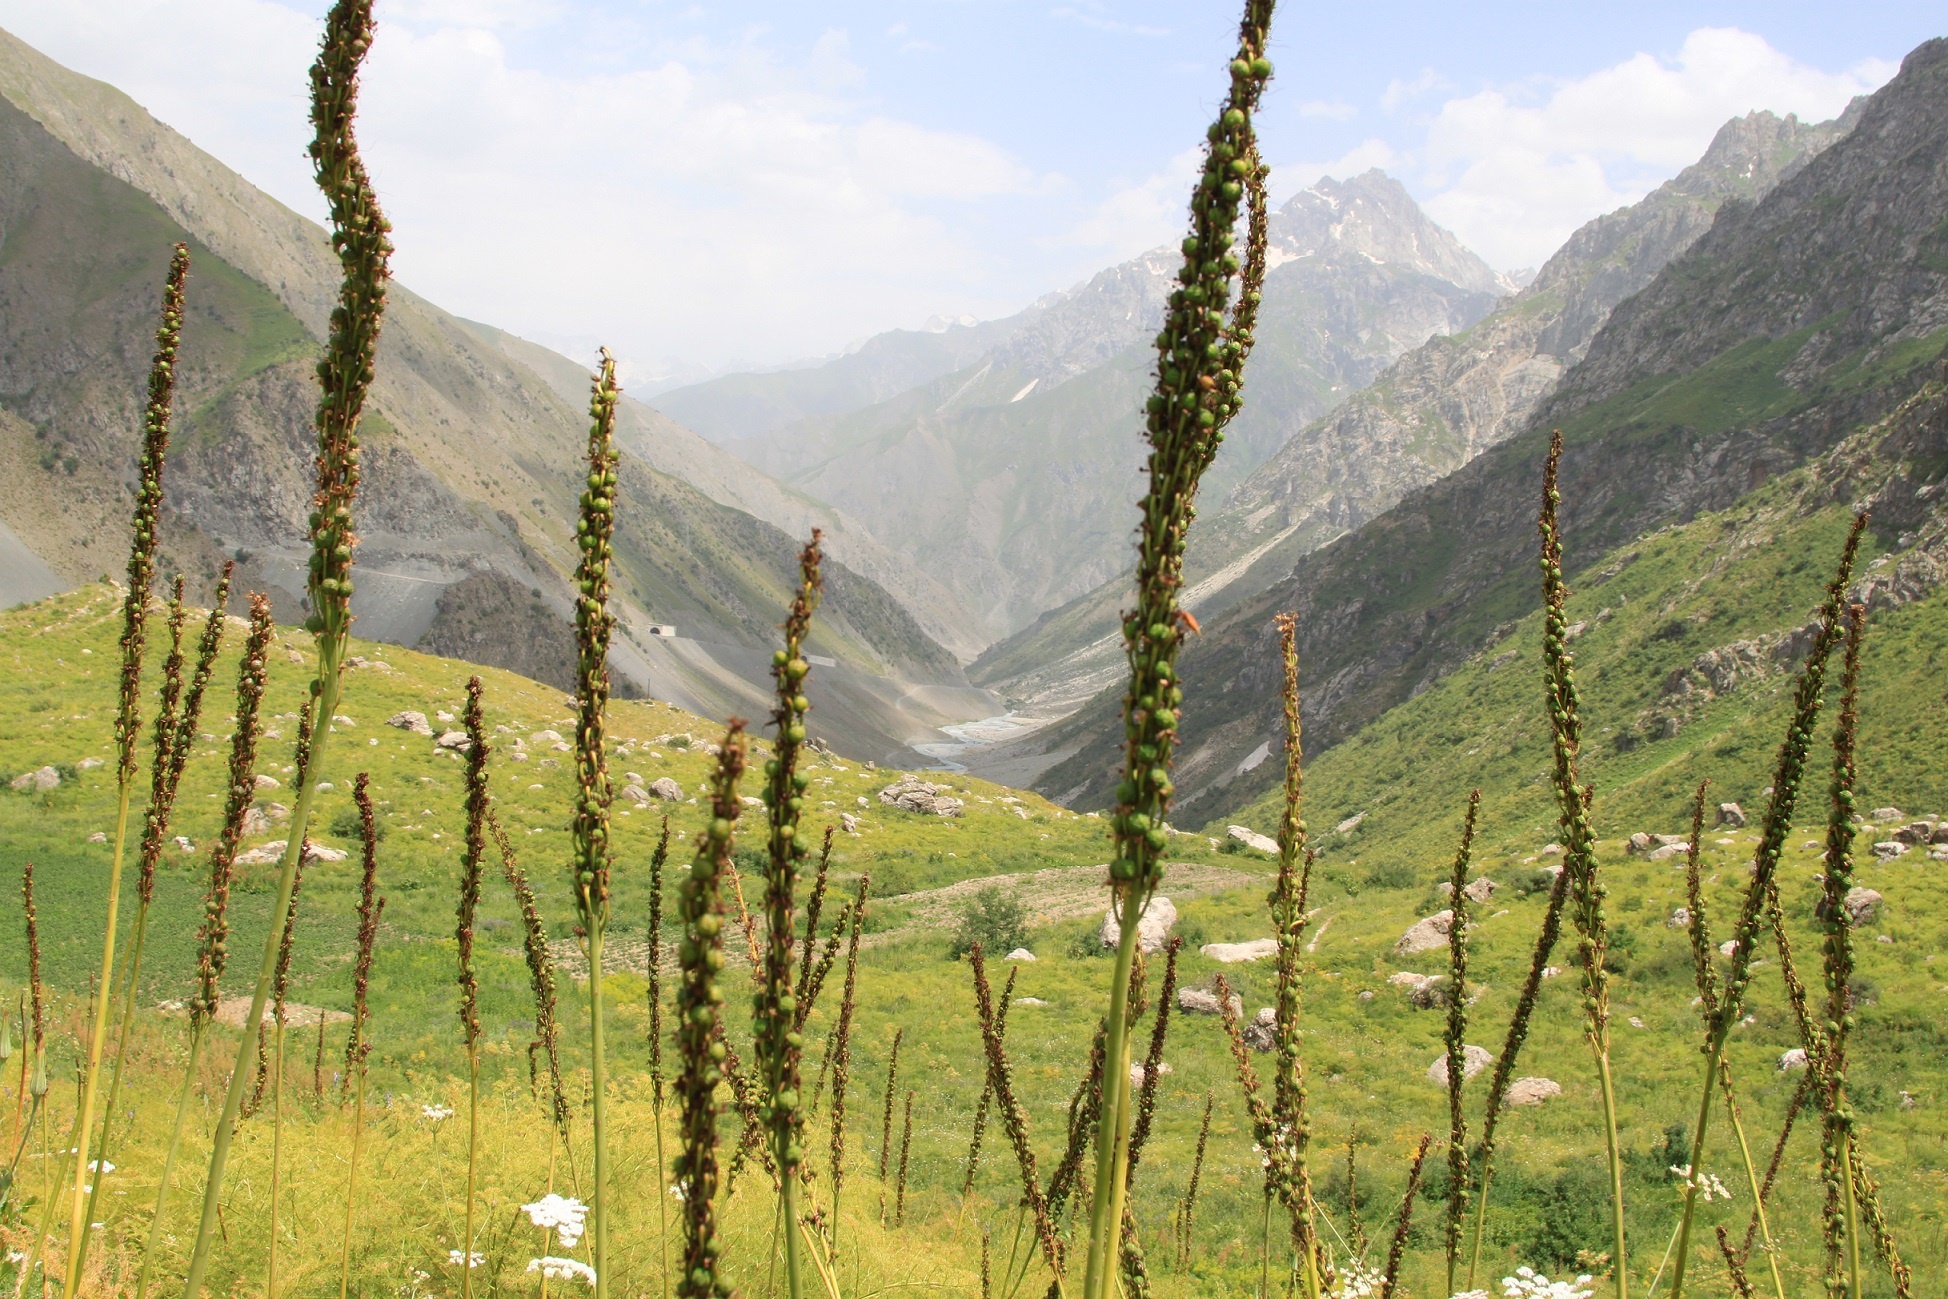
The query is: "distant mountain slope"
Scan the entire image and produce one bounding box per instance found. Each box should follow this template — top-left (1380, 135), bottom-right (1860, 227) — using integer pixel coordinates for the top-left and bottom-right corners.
top-left (1028, 36), bottom-right (1948, 815)
top-left (0, 26), bottom-right (983, 763)
top-left (653, 311), bottom-right (1035, 445)
top-left (970, 108), bottom-right (1853, 715)
top-left (717, 172), bottom-right (1511, 640)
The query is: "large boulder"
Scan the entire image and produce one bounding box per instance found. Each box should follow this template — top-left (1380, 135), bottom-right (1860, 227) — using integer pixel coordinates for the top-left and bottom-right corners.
top-left (435, 730), bottom-right (471, 752)
top-left (1177, 987), bottom-right (1244, 1017)
top-left (1777, 1047), bottom-right (1809, 1072)
top-left (1667, 906), bottom-right (1691, 930)
top-left (1845, 887), bottom-right (1883, 926)
top-left (10, 766), bottom-right (59, 793)
top-left (1225, 825), bottom-right (1278, 854)
top-left (619, 783), bottom-right (651, 805)
top-left (1101, 895), bottom-right (1176, 954)
top-left (1504, 1077), bottom-right (1562, 1107)
top-left (647, 777), bottom-right (683, 801)
top-left (1871, 841), bottom-right (1908, 860)
top-left (1437, 878), bottom-right (1498, 904)
top-left (1716, 802), bottom-right (1747, 828)
top-left (1201, 938), bottom-right (1277, 963)
top-left (1427, 1045), bottom-right (1492, 1086)
top-left (1893, 821), bottom-right (1935, 845)
top-left (386, 710), bottom-right (433, 736)
top-left (1393, 910), bottom-right (1454, 955)
top-left (879, 776), bottom-right (965, 817)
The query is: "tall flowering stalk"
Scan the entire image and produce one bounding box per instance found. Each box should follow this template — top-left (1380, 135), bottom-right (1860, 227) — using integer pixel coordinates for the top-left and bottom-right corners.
top-left (969, 945), bottom-right (1062, 1283)
top-left (1177, 1091), bottom-right (1214, 1269)
top-left (265, 832), bottom-right (309, 1298)
top-left (1665, 515), bottom-right (1865, 1299)
top-left (497, 811), bottom-right (569, 1139)
top-left (757, 533), bottom-right (824, 1299)
top-left (134, 593), bottom-right (275, 1299)
top-left (65, 242), bottom-right (190, 1287)
top-left (1536, 431), bottom-right (1628, 1296)
top-left (1378, 1136), bottom-right (1432, 1299)
top-left (83, 568), bottom-right (232, 1249)
top-left (878, 1026), bottom-right (905, 1222)
top-left (826, 874), bottom-right (868, 1262)
top-left (338, 771), bottom-right (385, 1299)
top-left (959, 967), bottom-right (1016, 1207)
top-left (1087, 6), bottom-right (1275, 1296)
top-left (675, 723), bottom-right (748, 1299)
top-left (646, 815), bottom-right (672, 1299)
top-left (1442, 791), bottom-right (1480, 1298)
top-left (1268, 612), bottom-right (1321, 1299)
top-left (457, 676), bottom-right (491, 1298)
top-left (571, 348), bottom-right (623, 1297)
top-left (183, 3), bottom-right (390, 1289)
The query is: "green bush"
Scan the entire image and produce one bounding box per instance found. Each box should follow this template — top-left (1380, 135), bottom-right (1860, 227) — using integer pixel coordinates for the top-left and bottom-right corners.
top-left (1362, 860), bottom-right (1418, 891)
top-left (949, 886), bottom-right (1028, 960)
top-left (328, 805), bottom-right (383, 843)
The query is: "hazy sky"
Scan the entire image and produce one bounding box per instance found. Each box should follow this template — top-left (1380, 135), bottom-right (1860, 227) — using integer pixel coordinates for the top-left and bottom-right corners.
top-left (2, 2), bottom-right (1935, 382)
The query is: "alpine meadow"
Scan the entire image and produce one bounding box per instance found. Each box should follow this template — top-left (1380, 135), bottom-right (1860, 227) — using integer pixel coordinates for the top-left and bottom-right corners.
top-left (6, 4), bottom-right (1948, 1299)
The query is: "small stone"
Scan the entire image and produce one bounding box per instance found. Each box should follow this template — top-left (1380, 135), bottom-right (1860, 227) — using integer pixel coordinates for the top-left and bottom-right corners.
top-left (1177, 987), bottom-right (1243, 1017)
top-left (1869, 806), bottom-right (1904, 824)
top-left (1844, 886), bottom-right (1883, 926)
top-left (1201, 938), bottom-right (1277, 963)
top-left (1334, 812), bottom-right (1366, 835)
top-left (1225, 824), bottom-right (1278, 854)
top-left (76, 757), bottom-right (103, 771)
top-left (1872, 841), bottom-right (1909, 860)
top-left (435, 731), bottom-right (471, 751)
top-left (1357, 990), bottom-right (1375, 1001)
top-left (1627, 1016), bottom-right (1646, 1029)
top-left (619, 784), bottom-right (650, 805)
top-left (1719, 939), bottom-right (1739, 957)
top-left (1777, 1047), bottom-right (1808, 1072)
top-left (1648, 843), bottom-right (1686, 861)
top-left (255, 774), bottom-right (280, 789)
top-left (1875, 934), bottom-right (1892, 944)
top-left (1462, 876), bottom-right (1497, 904)
top-left (1012, 997), bottom-right (1048, 1007)
top-left (1129, 1061), bottom-right (1173, 1085)
top-left (1668, 906), bottom-right (1691, 929)
top-left (173, 835), bottom-right (194, 852)
top-left (87, 831), bottom-right (106, 843)
top-left (386, 711), bottom-right (434, 737)
top-left (1427, 1044), bottom-right (1492, 1085)
top-left (1504, 1077), bottom-right (1562, 1107)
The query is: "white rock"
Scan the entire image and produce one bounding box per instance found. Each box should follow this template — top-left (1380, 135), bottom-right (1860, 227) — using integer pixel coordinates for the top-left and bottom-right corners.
top-left (1129, 1061), bottom-right (1173, 1086)
top-left (1101, 895), bottom-right (1177, 954)
top-left (76, 757), bottom-right (103, 771)
top-left (646, 777), bottom-right (683, 801)
top-left (1335, 812), bottom-right (1366, 834)
top-left (1242, 1007), bottom-right (1277, 1052)
top-left (435, 730), bottom-right (471, 751)
top-left (532, 730), bottom-right (563, 744)
top-left (172, 835), bottom-right (194, 852)
top-left (1504, 1077), bottom-right (1562, 1107)
top-left (1869, 806), bottom-right (1904, 823)
top-left (1004, 948), bottom-right (1036, 963)
top-left (619, 784), bottom-right (650, 805)
top-left (1427, 1044), bottom-right (1492, 1085)
top-left (10, 766), bottom-right (59, 793)
top-left (254, 774), bottom-right (280, 789)
top-left (1648, 843), bottom-right (1686, 861)
top-left (1668, 906), bottom-right (1691, 929)
top-left (1777, 1048), bottom-right (1809, 1072)
top-left (1719, 939), bottom-right (1739, 957)
top-left (1225, 825), bottom-right (1278, 854)
top-left (1012, 997), bottom-right (1048, 1007)
top-left (87, 831), bottom-right (106, 843)
top-left (1357, 990), bottom-right (1374, 1001)
top-left (878, 776), bottom-right (964, 817)
top-left (1201, 938), bottom-right (1277, 963)
top-left (1716, 802), bottom-right (1746, 828)
top-left (1844, 887), bottom-right (1883, 926)
top-left (385, 711), bottom-right (434, 737)
top-left (840, 812), bottom-right (861, 834)
top-left (740, 796), bottom-right (764, 809)
top-left (1393, 910), bottom-right (1454, 955)
top-left (1871, 841), bottom-right (1908, 860)
top-left (1177, 987), bottom-right (1242, 1017)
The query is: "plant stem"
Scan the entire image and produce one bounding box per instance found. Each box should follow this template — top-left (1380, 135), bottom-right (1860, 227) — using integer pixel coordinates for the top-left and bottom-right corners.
top-left (1719, 1063), bottom-right (1786, 1299)
top-left (1081, 895), bottom-right (1141, 1299)
top-left (588, 934), bottom-right (609, 1297)
top-left (466, 1044), bottom-right (481, 1298)
top-left (339, 1064), bottom-right (368, 1298)
top-left (269, 1021), bottom-right (285, 1298)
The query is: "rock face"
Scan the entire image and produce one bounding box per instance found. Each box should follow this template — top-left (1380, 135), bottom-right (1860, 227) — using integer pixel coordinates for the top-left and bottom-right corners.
top-left (386, 710), bottom-right (434, 736)
top-left (1394, 910), bottom-right (1454, 955)
top-left (1201, 938), bottom-right (1278, 963)
top-left (1101, 895), bottom-right (1177, 954)
top-left (1427, 1044), bottom-right (1493, 1086)
top-left (9, 765), bottom-right (58, 793)
top-left (1226, 825), bottom-right (1279, 854)
top-left (879, 776), bottom-right (965, 818)
top-left (1177, 987), bottom-right (1244, 1017)
top-left (1504, 1077), bottom-right (1562, 1107)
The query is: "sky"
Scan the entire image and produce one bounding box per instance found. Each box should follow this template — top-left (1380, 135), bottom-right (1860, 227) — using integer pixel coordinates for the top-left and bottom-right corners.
top-left (0, 2), bottom-right (1936, 384)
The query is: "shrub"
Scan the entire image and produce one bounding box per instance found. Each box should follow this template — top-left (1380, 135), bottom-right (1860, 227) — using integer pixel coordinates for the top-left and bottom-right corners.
top-left (329, 805), bottom-right (384, 842)
top-left (1362, 860), bottom-right (1418, 891)
top-left (949, 887), bottom-right (1028, 960)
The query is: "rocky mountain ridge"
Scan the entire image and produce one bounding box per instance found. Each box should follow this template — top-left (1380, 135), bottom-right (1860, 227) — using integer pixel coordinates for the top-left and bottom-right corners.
top-left (701, 170), bottom-right (1511, 641)
top-left (1027, 36), bottom-right (1948, 817)
top-left (967, 106), bottom-right (1856, 721)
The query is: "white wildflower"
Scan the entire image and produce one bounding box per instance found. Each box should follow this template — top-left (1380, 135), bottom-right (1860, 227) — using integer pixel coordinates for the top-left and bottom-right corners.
top-left (422, 1104), bottom-right (455, 1121)
top-left (528, 1257), bottom-right (597, 1287)
top-left (1333, 1261), bottom-right (1382, 1296)
top-left (521, 1193), bottom-right (589, 1247)
top-left (668, 1182), bottom-right (688, 1202)
top-left (1499, 1265), bottom-right (1594, 1298)
top-left (448, 1250), bottom-right (484, 1268)
top-left (87, 1159), bottom-right (114, 1173)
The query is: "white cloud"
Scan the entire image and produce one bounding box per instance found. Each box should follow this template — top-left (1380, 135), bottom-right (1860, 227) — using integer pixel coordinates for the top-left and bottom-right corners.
top-left (1381, 69), bottom-right (1450, 114)
top-left (1296, 99), bottom-right (1357, 122)
top-left (0, 0), bottom-right (1049, 368)
top-left (1418, 28), bottom-right (1897, 269)
top-left (1063, 146), bottom-right (1201, 255)
top-left (1276, 138), bottom-right (1397, 197)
